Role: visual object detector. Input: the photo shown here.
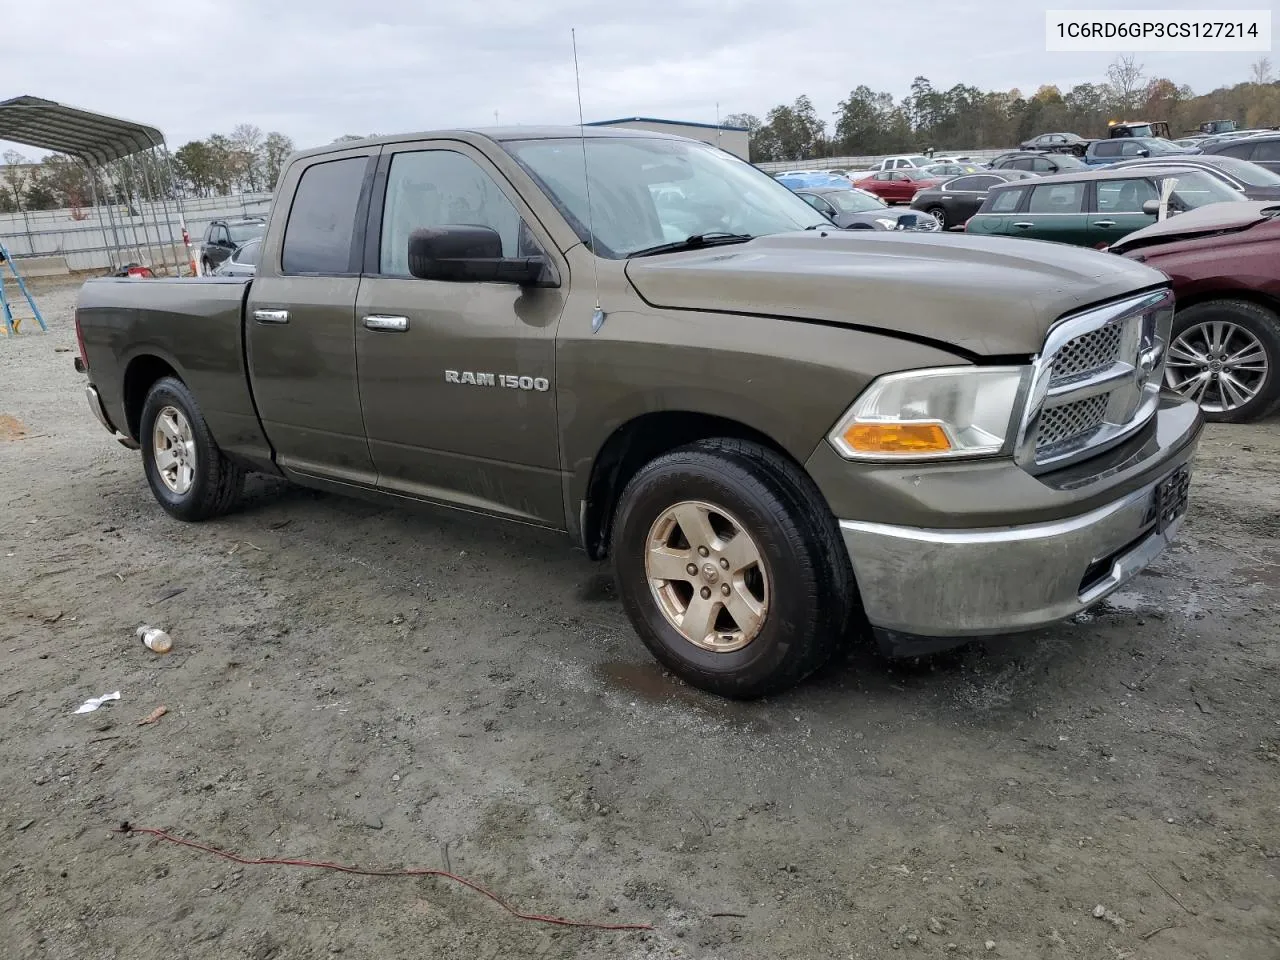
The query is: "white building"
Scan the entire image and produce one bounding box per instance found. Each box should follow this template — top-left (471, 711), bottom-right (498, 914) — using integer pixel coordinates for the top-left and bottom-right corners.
top-left (585, 117), bottom-right (751, 161)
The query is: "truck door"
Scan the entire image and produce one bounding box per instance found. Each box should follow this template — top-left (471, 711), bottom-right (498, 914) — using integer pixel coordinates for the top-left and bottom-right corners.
top-left (353, 140), bottom-right (568, 526)
top-left (246, 147), bottom-right (379, 485)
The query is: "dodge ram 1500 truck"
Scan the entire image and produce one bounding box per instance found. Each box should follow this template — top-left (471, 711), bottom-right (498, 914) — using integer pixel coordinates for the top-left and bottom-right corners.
top-left (75, 126), bottom-right (1203, 698)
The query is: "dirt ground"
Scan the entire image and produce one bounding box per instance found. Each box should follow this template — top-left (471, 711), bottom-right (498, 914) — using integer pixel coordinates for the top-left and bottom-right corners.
top-left (1, 277), bottom-right (1278, 960)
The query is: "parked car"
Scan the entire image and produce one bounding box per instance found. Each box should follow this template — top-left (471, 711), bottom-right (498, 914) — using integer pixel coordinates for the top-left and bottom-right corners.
top-left (1109, 201), bottom-right (1280, 423)
top-left (71, 124), bottom-right (1203, 698)
top-left (989, 151), bottom-right (1087, 175)
top-left (964, 165), bottom-right (1241, 248)
top-left (919, 161), bottom-right (984, 178)
top-left (908, 170), bottom-right (1038, 228)
top-left (1018, 132), bottom-right (1091, 156)
top-left (850, 169), bottom-right (945, 203)
top-left (775, 172), bottom-right (852, 191)
top-left (212, 238), bottom-right (262, 277)
top-left (1103, 154), bottom-right (1280, 201)
top-left (870, 154), bottom-right (934, 171)
top-left (793, 185), bottom-right (940, 231)
top-left (1199, 134), bottom-right (1280, 174)
top-left (1172, 137), bottom-right (1207, 149)
top-left (201, 218), bottom-right (266, 274)
top-left (1084, 137), bottom-right (1197, 166)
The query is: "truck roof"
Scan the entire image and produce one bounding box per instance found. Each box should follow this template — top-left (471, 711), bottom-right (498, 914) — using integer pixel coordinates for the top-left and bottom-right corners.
top-left (289, 125), bottom-right (689, 163)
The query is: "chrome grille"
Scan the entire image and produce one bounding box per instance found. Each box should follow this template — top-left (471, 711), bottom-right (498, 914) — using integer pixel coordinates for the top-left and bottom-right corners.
top-left (1021, 289), bottom-right (1175, 471)
top-left (1051, 322), bottom-right (1124, 381)
top-left (1036, 394), bottom-right (1108, 449)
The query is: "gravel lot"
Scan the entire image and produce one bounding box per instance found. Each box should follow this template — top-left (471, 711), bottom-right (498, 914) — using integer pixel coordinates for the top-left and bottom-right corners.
top-left (2, 278), bottom-right (1278, 960)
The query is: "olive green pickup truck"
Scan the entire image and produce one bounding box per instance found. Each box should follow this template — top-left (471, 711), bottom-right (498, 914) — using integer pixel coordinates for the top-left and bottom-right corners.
top-left (74, 126), bottom-right (1202, 698)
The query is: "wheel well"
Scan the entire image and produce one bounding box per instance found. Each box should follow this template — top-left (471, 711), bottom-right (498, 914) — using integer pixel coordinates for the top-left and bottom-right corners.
top-left (581, 412), bottom-right (795, 561)
top-left (1176, 289), bottom-right (1280, 318)
top-left (123, 356), bottom-right (179, 440)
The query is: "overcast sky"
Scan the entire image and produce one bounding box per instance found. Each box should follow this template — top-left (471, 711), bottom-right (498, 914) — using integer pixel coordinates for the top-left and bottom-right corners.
top-left (2, 0), bottom-right (1270, 157)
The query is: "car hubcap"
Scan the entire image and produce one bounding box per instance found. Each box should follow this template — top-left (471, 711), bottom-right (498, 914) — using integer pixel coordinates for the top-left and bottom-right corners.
top-left (152, 406), bottom-right (197, 495)
top-left (1165, 321), bottom-right (1269, 413)
top-left (929, 209), bottom-right (946, 227)
top-left (644, 500), bottom-right (770, 653)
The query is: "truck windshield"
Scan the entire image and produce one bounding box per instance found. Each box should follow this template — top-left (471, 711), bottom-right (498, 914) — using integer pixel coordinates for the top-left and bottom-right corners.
top-left (504, 137), bottom-right (828, 258)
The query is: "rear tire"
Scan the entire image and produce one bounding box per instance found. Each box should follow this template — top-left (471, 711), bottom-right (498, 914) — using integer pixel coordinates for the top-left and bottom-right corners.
top-left (1165, 300), bottom-right (1280, 423)
top-left (925, 205), bottom-right (948, 229)
top-left (140, 376), bottom-right (244, 521)
top-left (611, 438), bottom-right (856, 699)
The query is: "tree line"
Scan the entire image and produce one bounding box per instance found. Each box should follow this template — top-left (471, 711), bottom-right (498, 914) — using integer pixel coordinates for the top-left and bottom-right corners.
top-left (726, 55), bottom-right (1278, 162)
top-left (0, 124), bottom-right (296, 216)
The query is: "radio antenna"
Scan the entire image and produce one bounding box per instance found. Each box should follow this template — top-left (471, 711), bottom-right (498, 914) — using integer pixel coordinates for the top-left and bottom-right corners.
top-left (571, 27), bottom-right (604, 324)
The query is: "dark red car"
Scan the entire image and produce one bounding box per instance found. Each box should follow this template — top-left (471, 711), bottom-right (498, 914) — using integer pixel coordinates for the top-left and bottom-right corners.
top-left (850, 169), bottom-right (945, 204)
top-left (1109, 201), bottom-right (1280, 422)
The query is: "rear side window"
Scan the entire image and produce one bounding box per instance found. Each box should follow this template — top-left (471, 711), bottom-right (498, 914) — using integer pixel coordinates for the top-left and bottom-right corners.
top-left (1217, 141), bottom-right (1255, 159)
top-left (1093, 142), bottom-right (1121, 158)
top-left (1253, 141), bottom-right (1280, 163)
top-left (1029, 182), bottom-right (1085, 213)
top-left (988, 188), bottom-right (1025, 213)
top-left (281, 157), bottom-right (368, 275)
top-left (949, 175), bottom-right (998, 191)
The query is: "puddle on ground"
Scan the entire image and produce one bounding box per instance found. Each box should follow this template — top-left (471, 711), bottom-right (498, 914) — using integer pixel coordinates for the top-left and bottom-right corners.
top-left (593, 661), bottom-right (771, 732)
top-left (0, 415), bottom-right (27, 441)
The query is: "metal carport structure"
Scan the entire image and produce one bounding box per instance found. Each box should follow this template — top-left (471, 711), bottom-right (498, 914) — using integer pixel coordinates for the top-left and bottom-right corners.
top-left (0, 95), bottom-right (196, 275)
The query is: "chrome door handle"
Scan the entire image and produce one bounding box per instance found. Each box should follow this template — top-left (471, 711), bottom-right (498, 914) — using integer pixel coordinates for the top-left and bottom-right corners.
top-left (1013, 221), bottom-right (1034, 228)
top-left (253, 309), bottom-right (289, 324)
top-left (1094, 220), bottom-right (1117, 227)
top-left (363, 314), bottom-right (409, 332)
top-left (941, 195), bottom-right (953, 200)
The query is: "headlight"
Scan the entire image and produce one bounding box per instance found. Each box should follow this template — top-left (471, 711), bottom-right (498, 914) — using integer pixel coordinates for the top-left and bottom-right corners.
top-left (828, 366), bottom-right (1029, 460)
top-left (874, 218), bottom-right (897, 230)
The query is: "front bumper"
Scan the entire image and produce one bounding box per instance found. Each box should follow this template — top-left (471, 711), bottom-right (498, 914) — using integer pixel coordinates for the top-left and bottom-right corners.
top-left (839, 426), bottom-right (1198, 657)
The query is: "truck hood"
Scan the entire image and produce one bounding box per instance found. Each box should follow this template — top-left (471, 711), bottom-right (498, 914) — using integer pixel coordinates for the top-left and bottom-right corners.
top-left (624, 231), bottom-right (1168, 356)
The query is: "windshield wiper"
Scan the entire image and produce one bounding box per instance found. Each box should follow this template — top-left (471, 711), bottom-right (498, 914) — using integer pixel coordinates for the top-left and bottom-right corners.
top-left (627, 232), bottom-right (754, 258)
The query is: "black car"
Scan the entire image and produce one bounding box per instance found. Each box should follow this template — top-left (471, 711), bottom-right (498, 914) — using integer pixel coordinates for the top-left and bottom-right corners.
top-left (1017, 132), bottom-right (1091, 156)
top-left (1199, 134), bottom-right (1280, 174)
top-left (1102, 154), bottom-right (1280, 200)
top-left (793, 186), bottom-right (940, 232)
top-left (988, 151), bottom-right (1088, 175)
top-left (909, 170), bottom-right (1038, 229)
top-left (201, 217), bottom-right (266, 274)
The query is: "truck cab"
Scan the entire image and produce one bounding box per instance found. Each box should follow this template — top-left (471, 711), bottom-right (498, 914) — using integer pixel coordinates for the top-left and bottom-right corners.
top-left (1108, 121), bottom-right (1172, 140)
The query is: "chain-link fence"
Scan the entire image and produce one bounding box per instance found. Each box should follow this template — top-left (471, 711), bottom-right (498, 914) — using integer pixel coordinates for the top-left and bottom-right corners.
top-left (0, 192), bottom-right (272, 273)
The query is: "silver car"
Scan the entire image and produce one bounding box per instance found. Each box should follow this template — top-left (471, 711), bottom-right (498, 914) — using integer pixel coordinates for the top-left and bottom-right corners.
top-left (212, 238), bottom-right (262, 277)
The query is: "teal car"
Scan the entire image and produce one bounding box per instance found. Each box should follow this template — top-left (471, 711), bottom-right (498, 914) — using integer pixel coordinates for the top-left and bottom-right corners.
top-left (964, 165), bottom-right (1241, 248)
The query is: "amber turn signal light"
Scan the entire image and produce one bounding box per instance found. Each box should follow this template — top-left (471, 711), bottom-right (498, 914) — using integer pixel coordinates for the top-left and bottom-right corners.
top-left (841, 422), bottom-right (952, 455)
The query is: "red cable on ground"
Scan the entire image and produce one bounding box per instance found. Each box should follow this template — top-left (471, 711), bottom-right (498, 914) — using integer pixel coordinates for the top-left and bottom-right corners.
top-left (113, 823), bottom-right (652, 932)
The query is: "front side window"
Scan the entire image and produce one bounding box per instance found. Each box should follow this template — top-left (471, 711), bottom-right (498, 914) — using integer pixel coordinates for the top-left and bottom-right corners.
top-left (1253, 141), bottom-right (1280, 163)
top-left (1096, 178), bottom-right (1158, 212)
top-left (1028, 182), bottom-right (1084, 213)
top-left (504, 137), bottom-right (826, 258)
top-left (281, 156), bottom-right (368, 275)
top-left (231, 239), bottom-right (263, 264)
top-left (1158, 170), bottom-right (1243, 209)
top-left (1094, 142), bottom-right (1121, 158)
top-left (379, 150), bottom-right (523, 277)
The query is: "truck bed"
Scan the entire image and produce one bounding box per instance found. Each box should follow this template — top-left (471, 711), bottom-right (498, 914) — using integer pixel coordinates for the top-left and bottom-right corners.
top-left (76, 277), bottom-right (274, 468)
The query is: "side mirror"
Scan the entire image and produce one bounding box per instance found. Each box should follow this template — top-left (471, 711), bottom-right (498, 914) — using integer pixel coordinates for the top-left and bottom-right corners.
top-left (1141, 199), bottom-right (1161, 216)
top-left (407, 225), bottom-right (548, 286)
top-left (1136, 148), bottom-right (1150, 157)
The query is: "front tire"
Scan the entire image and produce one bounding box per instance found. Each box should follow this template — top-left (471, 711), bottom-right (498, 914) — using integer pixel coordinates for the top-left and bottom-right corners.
top-left (611, 439), bottom-right (856, 699)
top-left (1164, 300), bottom-right (1280, 423)
top-left (140, 376), bottom-right (244, 521)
